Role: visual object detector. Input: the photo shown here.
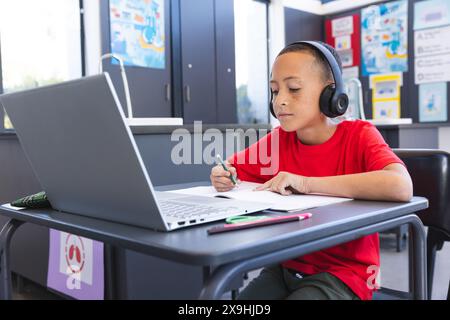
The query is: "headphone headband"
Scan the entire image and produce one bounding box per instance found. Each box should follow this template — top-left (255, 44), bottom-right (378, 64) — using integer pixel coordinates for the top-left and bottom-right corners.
top-left (288, 41), bottom-right (345, 96)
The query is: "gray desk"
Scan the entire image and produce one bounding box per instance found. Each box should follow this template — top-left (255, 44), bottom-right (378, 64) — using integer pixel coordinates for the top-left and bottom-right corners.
top-left (0, 182), bottom-right (428, 300)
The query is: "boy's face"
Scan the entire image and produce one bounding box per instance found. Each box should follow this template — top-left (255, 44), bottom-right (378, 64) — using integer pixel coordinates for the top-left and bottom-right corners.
top-left (270, 52), bottom-right (327, 132)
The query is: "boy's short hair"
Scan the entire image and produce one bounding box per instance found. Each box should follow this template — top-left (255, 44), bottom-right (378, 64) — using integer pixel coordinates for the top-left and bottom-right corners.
top-left (277, 41), bottom-right (343, 84)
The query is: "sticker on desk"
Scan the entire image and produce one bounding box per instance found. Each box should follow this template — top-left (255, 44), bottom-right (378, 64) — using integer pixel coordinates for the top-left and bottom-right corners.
top-left (47, 229), bottom-right (104, 300)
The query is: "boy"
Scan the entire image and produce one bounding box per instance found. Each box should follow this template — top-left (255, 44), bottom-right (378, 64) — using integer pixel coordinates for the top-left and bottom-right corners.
top-left (210, 41), bottom-right (413, 300)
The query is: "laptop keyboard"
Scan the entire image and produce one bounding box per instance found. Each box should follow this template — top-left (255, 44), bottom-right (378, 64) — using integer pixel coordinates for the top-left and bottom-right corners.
top-left (160, 200), bottom-right (239, 221)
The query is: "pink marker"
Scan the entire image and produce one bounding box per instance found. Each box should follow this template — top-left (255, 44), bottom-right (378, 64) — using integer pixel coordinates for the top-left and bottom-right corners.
top-left (207, 213), bottom-right (312, 235)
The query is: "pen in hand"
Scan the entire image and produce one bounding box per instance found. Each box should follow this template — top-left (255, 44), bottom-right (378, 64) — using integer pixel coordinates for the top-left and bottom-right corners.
top-left (216, 154), bottom-right (237, 185)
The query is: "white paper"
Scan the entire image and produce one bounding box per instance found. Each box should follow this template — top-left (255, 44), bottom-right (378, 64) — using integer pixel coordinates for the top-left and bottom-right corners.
top-left (338, 49), bottom-right (353, 67)
top-left (342, 66), bottom-right (359, 80)
top-left (59, 232), bottom-right (94, 285)
top-left (414, 26), bottom-right (450, 84)
top-left (168, 181), bottom-right (352, 212)
top-left (332, 16), bottom-right (353, 37)
top-left (414, 26), bottom-right (450, 58)
top-left (414, 0), bottom-right (450, 30)
top-left (415, 54), bottom-right (450, 84)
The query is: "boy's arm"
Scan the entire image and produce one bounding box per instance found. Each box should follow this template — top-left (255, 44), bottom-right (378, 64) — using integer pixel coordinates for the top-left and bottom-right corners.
top-left (305, 163), bottom-right (413, 202)
top-left (256, 163), bottom-right (413, 202)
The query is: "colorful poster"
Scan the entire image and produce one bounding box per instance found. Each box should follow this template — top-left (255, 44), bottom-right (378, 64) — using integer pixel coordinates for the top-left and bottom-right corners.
top-left (335, 35), bottom-right (351, 50)
top-left (361, 0), bottom-right (408, 75)
top-left (373, 100), bottom-right (401, 119)
top-left (414, 0), bottom-right (450, 30)
top-left (370, 73), bottom-right (402, 119)
top-left (47, 230), bottom-right (104, 300)
top-left (414, 26), bottom-right (450, 84)
top-left (109, 0), bottom-right (165, 69)
top-left (419, 82), bottom-right (448, 122)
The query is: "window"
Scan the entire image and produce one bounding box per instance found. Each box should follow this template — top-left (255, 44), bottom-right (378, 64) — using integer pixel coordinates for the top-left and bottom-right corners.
top-left (0, 0), bottom-right (83, 129)
top-left (234, 0), bottom-right (269, 124)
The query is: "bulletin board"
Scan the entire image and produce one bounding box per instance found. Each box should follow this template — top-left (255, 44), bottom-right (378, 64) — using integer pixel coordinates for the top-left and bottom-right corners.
top-left (325, 14), bottom-right (360, 68)
top-left (325, 0), bottom-right (450, 125)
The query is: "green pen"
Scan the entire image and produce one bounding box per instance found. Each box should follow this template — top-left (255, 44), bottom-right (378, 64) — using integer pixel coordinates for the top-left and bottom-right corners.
top-left (216, 154), bottom-right (237, 185)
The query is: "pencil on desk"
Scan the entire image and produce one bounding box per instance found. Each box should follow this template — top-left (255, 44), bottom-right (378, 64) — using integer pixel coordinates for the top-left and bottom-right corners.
top-left (207, 213), bottom-right (312, 235)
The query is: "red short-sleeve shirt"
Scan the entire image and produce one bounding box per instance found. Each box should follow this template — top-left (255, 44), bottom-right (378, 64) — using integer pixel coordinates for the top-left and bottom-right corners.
top-left (231, 120), bottom-right (405, 300)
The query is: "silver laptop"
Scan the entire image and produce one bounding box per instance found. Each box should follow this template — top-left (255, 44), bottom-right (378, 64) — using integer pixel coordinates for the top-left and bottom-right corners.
top-left (0, 74), bottom-right (271, 231)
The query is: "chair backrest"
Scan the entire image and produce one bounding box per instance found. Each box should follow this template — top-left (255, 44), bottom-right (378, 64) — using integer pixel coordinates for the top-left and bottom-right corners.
top-left (393, 149), bottom-right (450, 237)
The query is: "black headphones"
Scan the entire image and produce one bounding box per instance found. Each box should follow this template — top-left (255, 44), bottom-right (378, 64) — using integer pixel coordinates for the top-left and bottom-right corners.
top-left (269, 41), bottom-right (349, 119)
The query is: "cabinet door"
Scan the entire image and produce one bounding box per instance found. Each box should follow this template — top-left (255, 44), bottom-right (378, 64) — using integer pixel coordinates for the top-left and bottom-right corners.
top-left (100, 0), bottom-right (172, 117)
top-left (180, 0), bottom-right (217, 123)
top-left (215, 0), bottom-right (237, 123)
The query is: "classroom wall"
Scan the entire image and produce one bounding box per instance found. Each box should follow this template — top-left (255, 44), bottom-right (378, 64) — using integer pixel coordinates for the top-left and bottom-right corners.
top-left (284, 7), bottom-right (324, 44)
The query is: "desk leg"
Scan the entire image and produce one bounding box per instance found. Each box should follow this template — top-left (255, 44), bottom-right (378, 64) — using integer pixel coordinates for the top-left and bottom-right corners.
top-left (104, 244), bottom-right (117, 300)
top-left (198, 214), bottom-right (427, 300)
top-left (0, 219), bottom-right (24, 300)
top-left (408, 216), bottom-right (427, 300)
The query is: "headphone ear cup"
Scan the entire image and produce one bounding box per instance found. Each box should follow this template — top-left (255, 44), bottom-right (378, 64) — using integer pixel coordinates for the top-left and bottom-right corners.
top-left (319, 84), bottom-right (336, 118)
top-left (335, 93), bottom-right (349, 116)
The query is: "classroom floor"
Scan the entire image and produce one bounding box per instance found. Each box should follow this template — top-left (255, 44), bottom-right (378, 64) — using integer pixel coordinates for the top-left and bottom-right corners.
top-left (10, 230), bottom-right (450, 300)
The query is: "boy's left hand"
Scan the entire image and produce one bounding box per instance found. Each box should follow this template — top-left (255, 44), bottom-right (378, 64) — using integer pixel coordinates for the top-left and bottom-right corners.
top-left (254, 171), bottom-right (308, 195)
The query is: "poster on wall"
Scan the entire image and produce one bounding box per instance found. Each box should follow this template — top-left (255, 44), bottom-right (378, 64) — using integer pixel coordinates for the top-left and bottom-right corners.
top-left (370, 73), bottom-right (403, 119)
top-left (325, 14), bottom-right (360, 68)
top-left (361, 0), bottom-right (408, 76)
top-left (419, 82), bottom-right (448, 122)
top-left (331, 16), bottom-right (354, 37)
top-left (414, 0), bottom-right (450, 30)
top-left (109, 0), bottom-right (165, 69)
top-left (414, 25), bottom-right (450, 84)
top-left (47, 230), bottom-right (104, 300)
top-left (373, 100), bottom-right (401, 119)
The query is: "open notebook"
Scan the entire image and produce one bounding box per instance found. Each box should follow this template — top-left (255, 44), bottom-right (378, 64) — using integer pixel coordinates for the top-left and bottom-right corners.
top-left (168, 181), bottom-right (352, 212)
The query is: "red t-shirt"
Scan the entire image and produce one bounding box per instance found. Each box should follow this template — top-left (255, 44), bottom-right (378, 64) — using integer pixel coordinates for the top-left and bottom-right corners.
top-left (231, 120), bottom-right (404, 300)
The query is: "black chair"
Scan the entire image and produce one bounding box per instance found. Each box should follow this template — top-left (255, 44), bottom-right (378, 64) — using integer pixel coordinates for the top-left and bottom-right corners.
top-left (387, 149), bottom-right (450, 300)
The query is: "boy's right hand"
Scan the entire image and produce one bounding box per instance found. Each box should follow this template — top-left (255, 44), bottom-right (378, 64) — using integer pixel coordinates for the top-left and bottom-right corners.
top-left (210, 162), bottom-right (238, 192)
